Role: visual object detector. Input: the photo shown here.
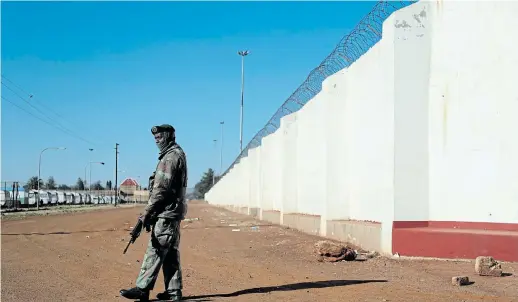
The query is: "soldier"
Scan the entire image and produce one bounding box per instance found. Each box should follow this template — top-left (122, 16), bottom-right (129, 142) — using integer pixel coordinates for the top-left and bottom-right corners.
top-left (120, 124), bottom-right (188, 302)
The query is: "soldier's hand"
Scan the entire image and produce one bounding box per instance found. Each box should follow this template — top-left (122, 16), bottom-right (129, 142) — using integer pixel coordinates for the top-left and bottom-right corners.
top-left (140, 213), bottom-right (152, 232)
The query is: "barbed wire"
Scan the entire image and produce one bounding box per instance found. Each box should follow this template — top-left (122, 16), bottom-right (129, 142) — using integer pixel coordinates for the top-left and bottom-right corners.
top-left (220, 0), bottom-right (415, 178)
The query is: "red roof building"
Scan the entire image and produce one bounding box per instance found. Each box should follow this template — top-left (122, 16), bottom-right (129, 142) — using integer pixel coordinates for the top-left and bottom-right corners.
top-left (119, 178), bottom-right (140, 193)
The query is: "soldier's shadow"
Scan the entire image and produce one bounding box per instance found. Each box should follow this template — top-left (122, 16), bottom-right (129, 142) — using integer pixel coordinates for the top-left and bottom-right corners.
top-left (146, 279), bottom-right (387, 301)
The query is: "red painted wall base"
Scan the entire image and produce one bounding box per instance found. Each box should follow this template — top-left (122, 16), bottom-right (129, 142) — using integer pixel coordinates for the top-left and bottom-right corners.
top-left (392, 221), bottom-right (518, 262)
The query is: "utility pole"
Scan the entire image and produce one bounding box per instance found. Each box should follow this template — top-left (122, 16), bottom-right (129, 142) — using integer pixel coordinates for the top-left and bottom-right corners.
top-left (115, 143), bottom-right (119, 207)
top-left (220, 121), bottom-right (224, 176)
top-left (238, 50), bottom-right (250, 153)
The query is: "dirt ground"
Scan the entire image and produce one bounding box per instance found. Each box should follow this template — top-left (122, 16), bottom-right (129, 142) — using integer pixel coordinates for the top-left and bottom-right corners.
top-left (2, 201), bottom-right (517, 302)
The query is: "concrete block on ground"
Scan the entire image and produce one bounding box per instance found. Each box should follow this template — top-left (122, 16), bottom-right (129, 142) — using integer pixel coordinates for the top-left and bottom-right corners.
top-left (248, 207), bottom-right (260, 219)
top-left (283, 213), bottom-right (320, 236)
top-left (475, 256), bottom-right (503, 277)
top-left (326, 220), bottom-right (382, 252)
top-left (261, 210), bottom-right (281, 224)
top-left (451, 276), bottom-right (470, 286)
top-left (237, 206), bottom-right (248, 215)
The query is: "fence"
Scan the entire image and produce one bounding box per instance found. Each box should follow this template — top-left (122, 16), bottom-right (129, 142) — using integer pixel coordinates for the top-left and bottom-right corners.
top-left (220, 0), bottom-right (415, 179)
top-left (0, 181), bottom-right (149, 211)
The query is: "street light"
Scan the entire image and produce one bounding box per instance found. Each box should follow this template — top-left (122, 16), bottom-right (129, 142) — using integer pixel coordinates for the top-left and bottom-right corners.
top-left (37, 147), bottom-right (66, 211)
top-left (85, 162), bottom-right (106, 192)
top-left (85, 148), bottom-right (94, 195)
top-left (88, 161), bottom-right (105, 193)
top-left (238, 50), bottom-right (250, 153)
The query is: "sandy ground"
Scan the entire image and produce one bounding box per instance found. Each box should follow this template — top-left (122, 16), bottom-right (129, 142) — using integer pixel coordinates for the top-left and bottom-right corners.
top-left (1, 201), bottom-right (517, 302)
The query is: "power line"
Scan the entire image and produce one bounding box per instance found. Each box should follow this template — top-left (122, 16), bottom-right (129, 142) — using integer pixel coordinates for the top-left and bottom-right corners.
top-left (1, 93), bottom-right (97, 146)
top-left (1, 76), bottom-right (80, 133)
top-left (1, 95), bottom-right (66, 130)
top-left (2, 82), bottom-right (59, 123)
top-left (1, 75), bottom-right (68, 121)
top-left (1, 75), bottom-right (114, 149)
top-left (1, 77), bottom-right (98, 146)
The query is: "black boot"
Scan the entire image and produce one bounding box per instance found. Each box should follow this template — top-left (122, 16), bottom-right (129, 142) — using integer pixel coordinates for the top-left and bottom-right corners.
top-left (156, 290), bottom-right (182, 301)
top-left (120, 287), bottom-right (150, 301)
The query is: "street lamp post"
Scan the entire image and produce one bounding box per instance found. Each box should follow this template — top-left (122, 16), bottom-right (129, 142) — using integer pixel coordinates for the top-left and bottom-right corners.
top-left (85, 148), bottom-right (94, 196)
top-left (89, 161), bottom-right (105, 193)
top-left (37, 147), bottom-right (66, 211)
top-left (238, 50), bottom-right (249, 153)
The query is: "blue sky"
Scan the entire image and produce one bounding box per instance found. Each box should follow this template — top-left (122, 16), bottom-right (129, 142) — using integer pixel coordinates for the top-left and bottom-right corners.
top-left (1, 1), bottom-right (377, 188)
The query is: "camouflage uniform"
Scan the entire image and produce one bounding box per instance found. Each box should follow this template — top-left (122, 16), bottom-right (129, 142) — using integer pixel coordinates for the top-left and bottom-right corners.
top-left (120, 124), bottom-right (188, 302)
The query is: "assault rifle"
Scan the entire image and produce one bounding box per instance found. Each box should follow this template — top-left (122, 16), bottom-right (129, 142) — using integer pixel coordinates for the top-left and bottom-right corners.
top-left (122, 216), bottom-right (151, 254)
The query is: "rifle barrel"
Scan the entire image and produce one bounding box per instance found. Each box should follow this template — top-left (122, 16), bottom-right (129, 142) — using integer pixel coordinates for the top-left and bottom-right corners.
top-left (123, 240), bottom-right (132, 254)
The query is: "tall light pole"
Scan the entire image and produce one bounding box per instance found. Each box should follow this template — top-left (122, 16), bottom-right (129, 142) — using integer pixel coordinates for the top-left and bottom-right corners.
top-left (220, 121), bottom-right (224, 176)
top-left (37, 147), bottom-right (66, 210)
top-left (89, 161), bottom-right (105, 193)
top-left (238, 50), bottom-right (249, 153)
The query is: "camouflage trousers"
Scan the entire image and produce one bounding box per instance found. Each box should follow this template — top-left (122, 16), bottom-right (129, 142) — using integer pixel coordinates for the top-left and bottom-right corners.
top-left (136, 218), bottom-right (182, 292)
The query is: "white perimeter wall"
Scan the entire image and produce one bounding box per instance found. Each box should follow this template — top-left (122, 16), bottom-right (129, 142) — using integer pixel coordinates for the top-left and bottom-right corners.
top-left (281, 113), bottom-right (298, 215)
top-left (296, 92), bottom-right (327, 217)
top-left (205, 0), bottom-right (518, 254)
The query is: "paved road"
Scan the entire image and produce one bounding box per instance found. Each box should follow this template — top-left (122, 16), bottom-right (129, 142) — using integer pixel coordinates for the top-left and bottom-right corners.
top-left (2, 201), bottom-right (517, 302)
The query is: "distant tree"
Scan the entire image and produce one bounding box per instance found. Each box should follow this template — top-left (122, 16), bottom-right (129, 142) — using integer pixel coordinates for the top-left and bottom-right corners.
top-left (106, 180), bottom-right (112, 190)
top-left (24, 176), bottom-right (44, 191)
top-left (76, 177), bottom-right (85, 190)
top-left (58, 184), bottom-right (71, 190)
top-left (193, 168), bottom-right (215, 199)
top-left (92, 181), bottom-right (104, 190)
top-left (46, 176), bottom-right (57, 190)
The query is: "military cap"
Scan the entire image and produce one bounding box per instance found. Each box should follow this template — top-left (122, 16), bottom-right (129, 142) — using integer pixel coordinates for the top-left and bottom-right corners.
top-left (151, 124), bottom-right (175, 135)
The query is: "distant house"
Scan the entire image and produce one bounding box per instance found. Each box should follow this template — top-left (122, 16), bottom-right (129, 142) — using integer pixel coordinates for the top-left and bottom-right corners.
top-left (119, 178), bottom-right (140, 194)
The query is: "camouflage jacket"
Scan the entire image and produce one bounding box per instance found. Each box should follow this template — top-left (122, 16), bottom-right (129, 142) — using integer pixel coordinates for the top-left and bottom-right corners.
top-left (144, 143), bottom-right (188, 221)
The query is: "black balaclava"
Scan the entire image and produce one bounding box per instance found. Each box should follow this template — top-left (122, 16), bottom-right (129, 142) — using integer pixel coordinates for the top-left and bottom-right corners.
top-left (151, 124), bottom-right (176, 154)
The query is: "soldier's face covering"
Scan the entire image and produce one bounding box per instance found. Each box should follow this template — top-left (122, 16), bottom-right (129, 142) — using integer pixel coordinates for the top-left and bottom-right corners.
top-left (153, 132), bottom-right (173, 152)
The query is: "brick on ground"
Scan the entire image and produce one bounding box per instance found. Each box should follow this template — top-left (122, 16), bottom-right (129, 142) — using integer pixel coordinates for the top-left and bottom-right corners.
top-left (475, 256), bottom-right (503, 277)
top-left (451, 276), bottom-right (470, 286)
